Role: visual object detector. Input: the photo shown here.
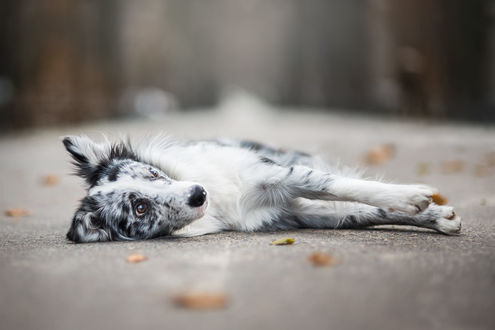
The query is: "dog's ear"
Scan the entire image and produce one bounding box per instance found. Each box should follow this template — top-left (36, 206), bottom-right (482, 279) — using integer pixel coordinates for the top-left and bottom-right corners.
top-left (62, 135), bottom-right (108, 186)
top-left (66, 198), bottom-right (111, 243)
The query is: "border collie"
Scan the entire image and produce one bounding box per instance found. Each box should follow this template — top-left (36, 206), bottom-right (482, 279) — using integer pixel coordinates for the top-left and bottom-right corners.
top-left (62, 135), bottom-right (461, 243)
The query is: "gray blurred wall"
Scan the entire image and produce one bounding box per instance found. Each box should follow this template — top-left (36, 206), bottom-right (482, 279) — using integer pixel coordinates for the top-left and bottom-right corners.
top-left (0, 0), bottom-right (494, 129)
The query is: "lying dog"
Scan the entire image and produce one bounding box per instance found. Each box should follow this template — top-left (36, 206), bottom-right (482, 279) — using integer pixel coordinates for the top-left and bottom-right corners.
top-left (62, 135), bottom-right (461, 243)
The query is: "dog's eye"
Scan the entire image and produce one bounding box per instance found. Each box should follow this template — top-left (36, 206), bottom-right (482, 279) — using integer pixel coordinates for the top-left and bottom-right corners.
top-left (150, 169), bottom-right (159, 178)
top-left (135, 203), bottom-right (148, 216)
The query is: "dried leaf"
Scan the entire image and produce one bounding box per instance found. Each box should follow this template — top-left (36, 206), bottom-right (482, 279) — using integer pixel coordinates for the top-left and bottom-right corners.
top-left (41, 174), bottom-right (60, 186)
top-left (308, 252), bottom-right (334, 267)
top-left (4, 209), bottom-right (31, 218)
top-left (173, 292), bottom-right (229, 310)
top-left (270, 237), bottom-right (295, 245)
top-left (126, 253), bottom-right (148, 263)
top-left (363, 144), bottom-right (396, 165)
top-left (432, 193), bottom-right (448, 205)
top-left (474, 163), bottom-right (495, 177)
top-left (484, 152), bottom-right (495, 166)
top-left (471, 152), bottom-right (495, 176)
top-left (416, 163), bottom-right (429, 176)
top-left (441, 160), bottom-right (464, 174)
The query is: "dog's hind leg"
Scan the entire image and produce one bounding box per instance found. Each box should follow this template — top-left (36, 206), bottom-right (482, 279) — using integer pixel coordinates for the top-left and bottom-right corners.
top-left (283, 199), bottom-right (461, 235)
top-left (248, 163), bottom-right (436, 215)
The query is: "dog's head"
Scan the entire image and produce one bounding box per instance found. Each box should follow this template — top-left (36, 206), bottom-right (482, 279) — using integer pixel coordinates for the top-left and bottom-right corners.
top-left (62, 136), bottom-right (208, 243)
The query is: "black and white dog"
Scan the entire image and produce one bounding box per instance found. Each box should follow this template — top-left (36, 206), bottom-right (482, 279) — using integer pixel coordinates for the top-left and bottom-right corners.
top-left (62, 135), bottom-right (461, 243)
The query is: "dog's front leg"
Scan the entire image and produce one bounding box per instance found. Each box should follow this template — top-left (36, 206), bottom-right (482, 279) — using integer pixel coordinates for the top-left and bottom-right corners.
top-left (171, 215), bottom-right (224, 237)
top-left (318, 175), bottom-right (436, 215)
top-left (250, 164), bottom-right (435, 215)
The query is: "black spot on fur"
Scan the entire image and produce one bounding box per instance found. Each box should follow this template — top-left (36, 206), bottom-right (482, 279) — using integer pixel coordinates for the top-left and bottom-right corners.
top-left (90, 215), bottom-right (104, 228)
top-left (288, 166), bottom-right (294, 175)
top-left (79, 196), bottom-right (99, 212)
top-left (260, 157), bottom-right (277, 165)
top-left (109, 142), bottom-right (138, 161)
top-left (118, 220), bottom-right (128, 233)
top-left (293, 150), bottom-right (311, 158)
top-left (239, 140), bottom-right (310, 158)
top-left (91, 143), bottom-right (137, 186)
top-left (240, 140), bottom-right (271, 152)
top-left (336, 215), bottom-right (358, 229)
top-left (239, 140), bottom-right (292, 156)
top-left (107, 164), bottom-right (122, 182)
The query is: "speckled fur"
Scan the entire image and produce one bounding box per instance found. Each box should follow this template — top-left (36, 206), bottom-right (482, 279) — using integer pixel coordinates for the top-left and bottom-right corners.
top-left (62, 135), bottom-right (461, 243)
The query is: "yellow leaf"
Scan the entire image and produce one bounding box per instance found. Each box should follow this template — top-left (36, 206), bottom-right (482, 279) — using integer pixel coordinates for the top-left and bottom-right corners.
top-left (270, 237), bottom-right (295, 245)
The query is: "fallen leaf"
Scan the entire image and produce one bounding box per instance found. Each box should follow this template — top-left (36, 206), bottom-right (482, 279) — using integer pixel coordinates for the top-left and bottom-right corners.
top-left (4, 209), bottom-right (31, 218)
top-left (432, 193), bottom-right (448, 205)
top-left (41, 174), bottom-right (60, 186)
top-left (270, 237), bottom-right (295, 245)
top-left (308, 252), bottom-right (334, 267)
top-left (416, 163), bottom-right (429, 176)
top-left (441, 160), bottom-right (464, 174)
top-left (126, 253), bottom-right (148, 263)
top-left (173, 292), bottom-right (229, 310)
top-left (484, 152), bottom-right (495, 166)
top-left (480, 199), bottom-right (487, 206)
top-left (474, 163), bottom-right (495, 177)
top-left (363, 144), bottom-right (396, 165)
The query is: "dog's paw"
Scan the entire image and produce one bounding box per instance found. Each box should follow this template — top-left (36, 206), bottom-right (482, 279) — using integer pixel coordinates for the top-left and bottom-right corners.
top-left (431, 205), bottom-right (461, 235)
top-left (420, 204), bottom-right (462, 235)
top-left (382, 184), bottom-right (435, 215)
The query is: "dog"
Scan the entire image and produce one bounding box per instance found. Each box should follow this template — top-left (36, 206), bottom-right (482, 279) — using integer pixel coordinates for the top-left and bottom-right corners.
top-left (62, 135), bottom-right (461, 243)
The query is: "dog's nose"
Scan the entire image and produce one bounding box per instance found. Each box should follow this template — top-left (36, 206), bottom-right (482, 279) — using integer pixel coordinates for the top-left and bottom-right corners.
top-left (187, 185), bottom-right (207, 207)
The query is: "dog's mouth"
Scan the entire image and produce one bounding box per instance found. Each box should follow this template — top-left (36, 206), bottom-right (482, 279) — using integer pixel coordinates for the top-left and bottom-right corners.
top-left (161, 198), bottom-right (208, 236)
top-left (195, 198), bottom-right (209, 218)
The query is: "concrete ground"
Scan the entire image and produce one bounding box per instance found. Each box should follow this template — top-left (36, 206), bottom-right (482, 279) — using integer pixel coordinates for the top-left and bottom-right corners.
top-left (1, 108), bottom-right (494, 330)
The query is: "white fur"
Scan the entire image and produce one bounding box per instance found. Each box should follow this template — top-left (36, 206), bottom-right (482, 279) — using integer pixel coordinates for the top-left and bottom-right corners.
top-left (130, 136), bottom-right (460, 237)
top-left (64, 135), bottom-right (462, 241)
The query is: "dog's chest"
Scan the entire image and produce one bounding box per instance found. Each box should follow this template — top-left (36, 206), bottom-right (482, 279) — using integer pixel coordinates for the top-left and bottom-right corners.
top-left (154, 144), bottom-right (262, 225)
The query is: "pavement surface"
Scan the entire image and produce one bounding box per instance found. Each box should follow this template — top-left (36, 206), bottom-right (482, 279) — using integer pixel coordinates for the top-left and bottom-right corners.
top-left (1, 108), bottom-right (495, 330)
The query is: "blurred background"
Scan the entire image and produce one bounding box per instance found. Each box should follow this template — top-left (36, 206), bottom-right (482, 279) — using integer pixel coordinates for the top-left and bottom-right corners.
top-left (2, 3), bottom-right (495, 330)
top-left (0, 0), bottom-right (494, 130)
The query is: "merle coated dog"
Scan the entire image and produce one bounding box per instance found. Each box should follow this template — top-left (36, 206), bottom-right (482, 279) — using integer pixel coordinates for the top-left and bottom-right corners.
top-left (62, 135), bottom-right (461, 243)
